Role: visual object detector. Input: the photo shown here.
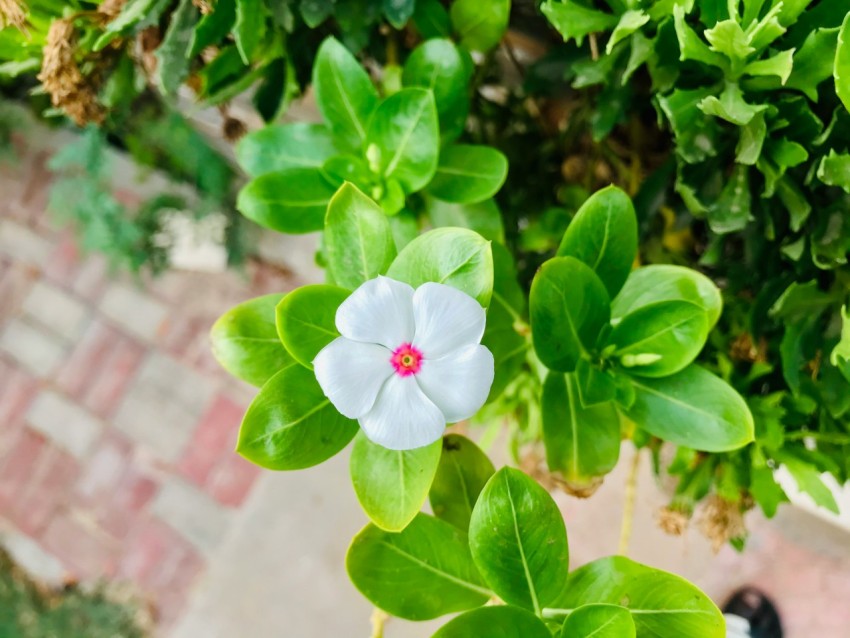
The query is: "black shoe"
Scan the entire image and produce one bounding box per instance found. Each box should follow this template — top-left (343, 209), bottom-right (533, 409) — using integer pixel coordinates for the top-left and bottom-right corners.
top-left (722, 587), bottom-right (783, 638)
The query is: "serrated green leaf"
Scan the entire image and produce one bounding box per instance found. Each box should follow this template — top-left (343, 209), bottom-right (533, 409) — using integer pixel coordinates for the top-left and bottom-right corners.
top-left (707, 164), bottom-right (752, 233)
top-left (542, 0), bottom-right (618, 46)
top-left (744, 48), bottom-right (794, 84)
top-left (94, 0), bottom-right (172, 50)
top-left (736, 111), bottom-right (766, 164)
top-left (817, 149), bottom-right (850, 191)
top-left (835, 13), bottom-right (850, 113)
top-left (785, 27), bottom-right (839, 100)
top-left (698, 83), bottom-right (766, 126)
top-left (154, 0), bottom-right (199, 95)
top-left (606, 10), bottom-right (650, 54)
top-left (830, 305), bottom-right (850, 366)
top-left (189, 0), bottom-right (236, 58)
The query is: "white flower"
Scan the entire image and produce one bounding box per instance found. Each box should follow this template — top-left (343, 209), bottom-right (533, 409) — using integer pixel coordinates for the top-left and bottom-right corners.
top-left (313, 276), bottom-right (495, 450)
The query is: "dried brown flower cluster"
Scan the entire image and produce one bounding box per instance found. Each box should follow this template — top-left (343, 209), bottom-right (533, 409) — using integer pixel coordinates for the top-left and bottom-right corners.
top-left (698, 494), bottom-right (746, 552)
top-left (38, 19), bottom-right (106, 126)
top-left (656, 505), bottom-right (690, 536)
top-left (0, 0), bottom-right (26, 30)
top-left (97, 0), bottom-right (126, 20)
top-left (192, 0), bottom-right (212, 14)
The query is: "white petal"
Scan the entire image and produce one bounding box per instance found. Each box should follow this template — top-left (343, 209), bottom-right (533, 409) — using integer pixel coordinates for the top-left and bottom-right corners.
top-left (412, 282), bottom-right (486, 358)
top-left (416, 344), bottom-right (494, 423)
top-left (335, 276), bottom-right (415, 349)
top-left (313, 337), bottom-right (393, 418)
top-left (359, 374), bottom-right (446, 450)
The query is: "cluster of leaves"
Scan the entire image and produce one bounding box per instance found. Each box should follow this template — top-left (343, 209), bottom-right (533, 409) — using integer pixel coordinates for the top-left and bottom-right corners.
top-left (212, 179), bottom-right (731, 636)
top-left (541, 0), bottom-right (850, 525)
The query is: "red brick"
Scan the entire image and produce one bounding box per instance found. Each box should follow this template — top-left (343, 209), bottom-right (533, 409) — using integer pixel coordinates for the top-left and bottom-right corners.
top-left (0, 361), bottom-right (39, 453)
top-left (82, 335), bottom-right (145, 419)
top-left (178, 395), bottom-right (244, 488)
top-left (42, 512), bottom-right (119, 580)
top-left (43, 233), bottom-right (81, 288)
top-left (0, 427), bottom-right (47, 512)
top-left (208, 454), bottom-right (261, 508)
top-left (13, 446), bottom-right (79, 536)
top-left (118, 517), bottom-right (201, 589)
top-left (55, 320), bottom-right (122, 399)
top-left (98, 466), bottom-right (159, 540)
top-left (0, 260), bottom-right (36, 323)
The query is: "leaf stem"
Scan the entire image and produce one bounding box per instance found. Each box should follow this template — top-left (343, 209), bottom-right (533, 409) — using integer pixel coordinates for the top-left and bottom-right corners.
top-left (542, 607), bottom-right (575, 619)
top-left (370, 608), bottom-right (388, 638)
top-left (618, 447), bottom-right (641, 556)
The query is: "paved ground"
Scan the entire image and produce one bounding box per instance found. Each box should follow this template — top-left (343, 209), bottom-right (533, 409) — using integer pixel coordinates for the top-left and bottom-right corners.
top-left (1, 125), bottom-right (849, 638)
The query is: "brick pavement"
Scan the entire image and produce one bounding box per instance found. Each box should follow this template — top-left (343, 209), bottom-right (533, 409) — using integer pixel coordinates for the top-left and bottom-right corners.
top-left (0, 134), bottom-right (291, 631)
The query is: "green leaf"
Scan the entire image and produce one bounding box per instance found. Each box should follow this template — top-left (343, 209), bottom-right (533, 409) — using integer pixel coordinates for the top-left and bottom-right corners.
top-left (607, 10), bottom-right (650, 54)
top-left (387, 227), bottom-right (494, 307)
top-left (412, 0), bottom-right (452, 39)
top-left (673, 5), bottom-right (729, 70)
top-left (299, 0), bottom-right (333, 27)
top-left (777, 452), bottom-right (840, 514)
top-left (744, 48), bottom-right (794, 84)
top-left (324, 183), bottom-right (396, 290)
top-left (429, 434), bottom-right (495, 530)
top-left (707, 164), bottom-right (752, 233)
top-left (609, 301), bottom-right (708, 377)
top-left (817, 149), bottom-right (850, 191)
top-left (427, 197), bottom-right (505, 243)
top-left (612, 265), bottom-right (723, 329)
top-left (623, 365), bottom-right (755, 452)
top-left (560, 604), bottom-right (636, 638)
top-left (542, 373), bottom-right (621, 489)
top-left (835, 12), bottom-right (850, 113)
top-left (549, 556), bottom-right (724, 637)
top-left (736, 111), bottom-right (766, 165)
top-left (210, 293), bottom-right (295, 387)
top-left (384, 0), bottom-right (415, 28)
top-left (657, 88), bottom-right (720, 164)
top-left (434, 606), bottom-right (551, 638)
top-left (402, 38), bottom-right (469, 139)
top-left (575, 359), bottom-right (617, 407)
top-left (541, 1), bottom-right (619, 46)
top-left (698, 83), bottom-right (766, 126)
top-left (234, 0), bottom-right (267, 63)
top-left (347, 514), bottom-right (491, 620)
top-left (190, 0), bottom-right (235, 58)
top-left (366, 88), bottom-right (439, 194)
top-left (236, 167), bottom-right (338, 233)
top-left (426, 145), bottom-right (508, 204)
top-left (154, 0), bottom-right (199, 95)
top-left (275, 284), bottom-right (349, 368)
top-left (236, 124), bottom-right (339, 178)
top-left (530, 256), bottom-right (611, 372)
top-left (94, 0), bottom-right (172, 50)
top-left (830, 305), bottom-right (850, 366)
top-left (350, 432), bottom-right (442, 532)
top-left (237, 365), bottom-right (358, 470)
top-left (313, 37), bottom-right (379, 151)
top-left (557, 185), bottom-right (637, 298)
top-left (450, 0), bottom-right (511, 52)
top-left (785, 27), bottom-right (840, 100)
top-left (468, 467), bottom-right (570, 613)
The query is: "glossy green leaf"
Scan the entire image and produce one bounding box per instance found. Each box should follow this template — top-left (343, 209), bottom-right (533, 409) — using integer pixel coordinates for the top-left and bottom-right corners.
top-left (384, 0), bottom-right (415, 28)
top-left (324, 183), bottom-right (396, 290)
top-left (154, 0), bottom-right (198, 95)
top-left (299, 0), bottom-right (333, 27)
top-left (609, 301), bottom-right (709, 378)
top-left (237, 365), bottom-right (358, 470)
top-left (835, 12), bottom-right (850, 113)
top-left (542, 373), bottom-right (620, 489)
top-left (387, 227), bottom-right (494, 307)
top-left (426, 197), bottom-right (505, 243)
top-left (189, 0), bottom-right (235, 57)
top-left (236, 168), bottom-right (338, 233)
top-left (557, 185), bottom-right (637, 298)
top-left (275, 284), bottom-right (349, 368)
top-left (347, 514), bottom-right (491, 620)
top-left (575, 359), bottom-right (617, 407)
top-left (469, 467), bottom-right (570, 613)
top-left (236, 124), bottom-right (339, 178)
top-left (623, 365), bottom-right (755, 452)
top-left (560, 604), bottom-right (636, 638)
top-left (549, 557), bottom-right (723, 637)
top-left (427, 145), bottom-right (508, 204)
top-left (434, 606), bottom-right (551, 638)
top-left (541, 1), bottom-right (619, 46)
top-left (366, 88), bottom-right (439, 193)
top-left (450, 0), bottom-right (510, 52)
top-left (412, 0), bottom-right (452, 39)
top-left (530, 256), bottom-right (611, 372)
top-left (313, 37), bottom-right (379, 151)
top-left (429, 434), bottom-right (495, 530)
top-left (234, 0), bottom-right (266, 63)
top-left (611, 265), bottom-right (722, 329)
top-left (402, 38), bottom-right (469, 139)
top-left (350, 432), bottom-right (442, 532)
top-left (210, 293), bottom-right (295, 387)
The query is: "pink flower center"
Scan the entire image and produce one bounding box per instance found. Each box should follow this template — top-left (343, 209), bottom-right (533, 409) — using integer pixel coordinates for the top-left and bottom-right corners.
top-left (391, 343), bottom-right (423, 377)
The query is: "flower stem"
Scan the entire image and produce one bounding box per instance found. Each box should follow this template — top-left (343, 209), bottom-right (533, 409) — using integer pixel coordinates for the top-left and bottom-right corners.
top-left (618, 447), bottom-right (641, 556)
